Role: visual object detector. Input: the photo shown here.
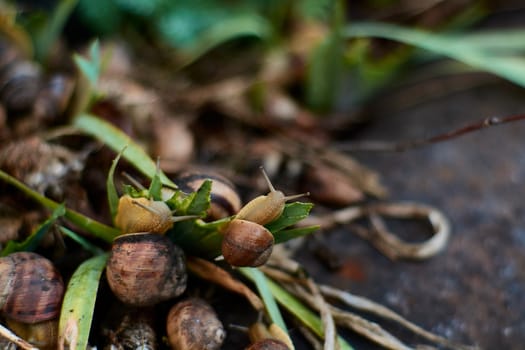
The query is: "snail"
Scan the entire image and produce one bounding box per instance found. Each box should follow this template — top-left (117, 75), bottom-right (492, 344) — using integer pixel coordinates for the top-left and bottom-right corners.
top-left (166, 297), bottom-right (225, 350)
top-left (114, 194), bottom-right (197, 234)
top-left (106, 232), bottom-right (187, 306)
top-left (175, 170), bottom-right (242, 221)
top-left (0, 252), bottom-right (64, 350)
top-left (221, 168), bottom-right (307, 267)
top-left (245, 321), bottom-right (291, 350)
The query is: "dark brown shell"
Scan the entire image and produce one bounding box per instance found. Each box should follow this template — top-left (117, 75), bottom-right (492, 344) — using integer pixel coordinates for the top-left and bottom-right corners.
top-left (0, 252), bottom-right (64, 323)
top-left (221, 219), bottom-right (274, 267)
top-left (106, 233), bottom-right (187, 306)
top-left (176, 171), bottom-right (242, 221)
top-left (166, 298), bottom-right (225, 350)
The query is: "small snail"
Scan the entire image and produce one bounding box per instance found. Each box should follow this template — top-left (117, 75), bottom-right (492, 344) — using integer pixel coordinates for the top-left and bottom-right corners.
top-left (0, 252), bottom-right (64, 350)
top-left (245, 321), bottom-right (291, 350)
top-left (221, 168), bottom-right (307, 267)
top-left (166, 297), bottom-right (225, 350)
top-left (235, 168), bottom-right (307, 225)
top-left (175, 170), bottom-right (242, 221)
top-left (114, 195), bottom-right (197, 234)
top-left (106, 232), bottom-right (187, 306)
top-left (221, 219), bottom-right (274, 267)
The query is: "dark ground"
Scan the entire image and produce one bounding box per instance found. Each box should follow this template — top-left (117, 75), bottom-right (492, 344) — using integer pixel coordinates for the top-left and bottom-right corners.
top-left (294, 77), bottom-right (525, 349)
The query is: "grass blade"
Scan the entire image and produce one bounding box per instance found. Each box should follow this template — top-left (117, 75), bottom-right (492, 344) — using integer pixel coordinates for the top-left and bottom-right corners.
top-left (73, 113), bottom-right (176, 187)
top-left (58, 253), bottom-right (108, 350)
top-left (239, 267), bottom-right (287, 334)
top-left (1, 204), bottom-right (65, 256)
top-left (344, 22), bottom-right (525, 87)
top-left (240, 270), bottom-right (354, 350)
top-left (0, 170), bottom-right (120, 242)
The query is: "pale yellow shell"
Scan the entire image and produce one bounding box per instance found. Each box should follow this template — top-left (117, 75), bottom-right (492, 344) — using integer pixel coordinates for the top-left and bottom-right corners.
top-left (114, 195), bottom-right (173, 234)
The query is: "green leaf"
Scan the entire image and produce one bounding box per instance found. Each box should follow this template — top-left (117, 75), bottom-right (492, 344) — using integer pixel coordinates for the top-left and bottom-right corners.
top-left (344, 22), bottom-right (525, 88)
top-left (240, 271), bottom-right (354, 350)
top-left (239, 267), bottom-right (288, 334)
top-left (76, 0), bottom-right (122, 35)
top-left (73, 40), bottom-right (101, 87)
top-left (186, 179), bottom-right (212, 215)
top-left (157, 4), bottom-right (271, 65)
top-left (0, 170), bottom-right (120, 243)
top-left (107, 147), bottom-right (126, 222)
top-left (274, 225), bottom-right (319, 244)
top-left (1, 204), bottom-right (65, 256)
top-left (73, 114), bottom-right (176, 188)
top-left (148, 162), bottom-right (163, 201)
top-left (58, 253), bottom-right (108, 350)
top-left (265, 202), bottom-right (315, 233)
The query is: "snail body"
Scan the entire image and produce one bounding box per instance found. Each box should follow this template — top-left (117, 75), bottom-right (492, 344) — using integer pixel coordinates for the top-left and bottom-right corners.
top-left (0, 252), bottom-right (64, 350)
top-left (166, 297), bottom-right (225, 350)
top-left (235, 168), bottom-right (307, 226)
top-left (114, 195), bottom-right (196, 234)
top-left (106, 232), bottom-right (187, 306)
top-left (221, 169), bottom-right (307, 267)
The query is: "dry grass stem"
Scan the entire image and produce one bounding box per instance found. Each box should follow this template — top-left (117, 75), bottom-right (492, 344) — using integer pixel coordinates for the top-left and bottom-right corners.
top-left (305, 277), bottom-right (338, 350)
top-left (0, 324), bottom-right (38, 350)
top-left (300, 202), bottom-right (450, 260)
top-left (319, 285), bottom-right (479, 350)
top-left (186, 256), bottom-right (264, 311)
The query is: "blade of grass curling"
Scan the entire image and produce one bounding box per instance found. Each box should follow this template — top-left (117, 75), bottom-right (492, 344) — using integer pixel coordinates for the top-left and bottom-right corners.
top-left (59, 226), bottom-right (105, 256)
top-left (107, 146), bottom-right (126, 222)
top-left (344, 22), bottom-right (525, 88)
top-left (73, 113), bottom-right (176, 187)
top-left (239, 267), bottom-right (287, 333)
top-left (0, 170), bottom-right (119, 242)
top-left (58, 253), bottom-right (108, 350)
top-left (1, 204), bottom-right (65, 256)
top-left (241, 270), bottom-right (354, 350)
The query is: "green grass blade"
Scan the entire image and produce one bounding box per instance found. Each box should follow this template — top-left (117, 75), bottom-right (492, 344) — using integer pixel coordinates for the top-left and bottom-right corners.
top-left (1, 204), bottom-right (65, 256)
top-left (73, 113), bottom-right (176, 187)
top-left (344, 22), bottom-right (525, 87)
top-left (0, 170), bottom-right (120, 243)
top-left (107, 147), bottom-right (126, 222)
top-left (58, 253), bottom-right (108, 350)
top-left (241, 271), bottom-right (354, 350)
top-left (239, 267), bottom-right (287, 334)
top-left (59, 226), bottom-right (105, 256)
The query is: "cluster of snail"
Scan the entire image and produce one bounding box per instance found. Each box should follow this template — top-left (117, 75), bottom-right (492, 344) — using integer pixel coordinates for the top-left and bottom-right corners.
top-left (105, 168), bottom-right (305, 349)
top-left (0, 168), bottom-right (305, 349)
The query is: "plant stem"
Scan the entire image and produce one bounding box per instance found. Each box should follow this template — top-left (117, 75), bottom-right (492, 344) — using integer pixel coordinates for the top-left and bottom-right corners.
top-left (0, 170), bottom-right (120, 243)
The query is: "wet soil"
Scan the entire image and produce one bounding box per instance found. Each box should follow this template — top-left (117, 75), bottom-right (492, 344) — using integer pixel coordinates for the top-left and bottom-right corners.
top-left (295, 78), bottom-right (525, 349)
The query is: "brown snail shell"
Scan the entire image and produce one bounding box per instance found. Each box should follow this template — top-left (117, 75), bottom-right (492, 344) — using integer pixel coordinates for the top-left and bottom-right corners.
top-left (176, 171), bottom-right (242, 221)
top-left (106, 232), bottom-right (187, 306)
top-left (221, 219), bottom-right (274, 267)
top-left (0, 252), bottom-right (64, 323)
top-left (166, 297), bottom-right (225, 350)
